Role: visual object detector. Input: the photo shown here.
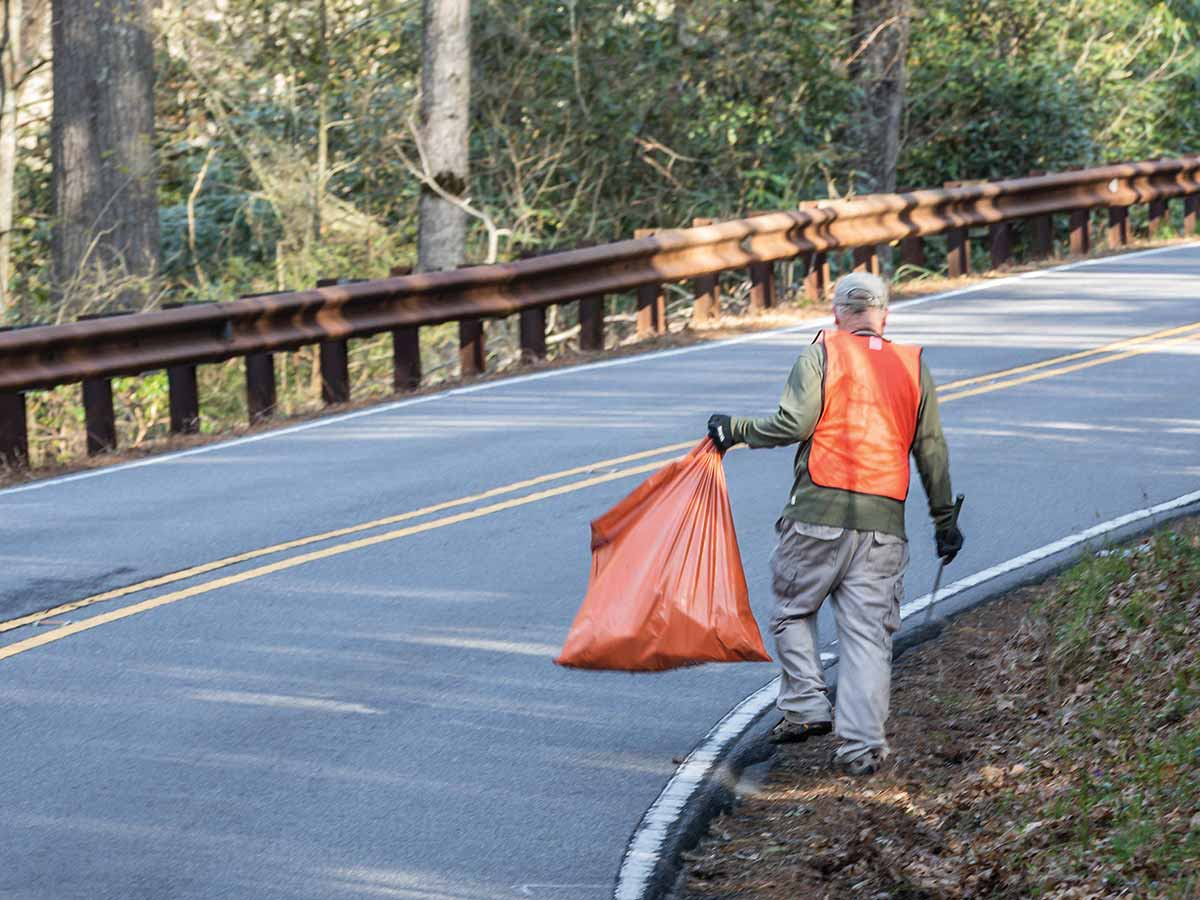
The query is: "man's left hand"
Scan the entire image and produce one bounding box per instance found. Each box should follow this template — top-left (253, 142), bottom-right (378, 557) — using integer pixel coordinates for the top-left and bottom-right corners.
top-left (936, 524), bottom-right (964, 563)
top-left (707, 414), bottom-right (736, 451)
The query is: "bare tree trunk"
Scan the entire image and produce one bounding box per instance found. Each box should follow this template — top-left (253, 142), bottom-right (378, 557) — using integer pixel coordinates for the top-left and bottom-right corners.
top-left (313, 0), bottom-right (328, 246)
top-left (848, 0), bottom-right (910, 195)
top-left (51, 0), bottom-right (160, 312)
top-left (0, 0), bottom-right (46, 321)
top-left (0, 0), bottom-right (22, 321)
top-left (417, 0), bottom-right (470, 273)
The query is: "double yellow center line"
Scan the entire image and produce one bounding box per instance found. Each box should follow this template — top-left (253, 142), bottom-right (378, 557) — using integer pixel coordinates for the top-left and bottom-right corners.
top-left (0, 442), bottom-right (695, 636)
top-left (938, 319), bottom-right (1200, 402)
top-left (1, 319), bottom-right (1197, 662)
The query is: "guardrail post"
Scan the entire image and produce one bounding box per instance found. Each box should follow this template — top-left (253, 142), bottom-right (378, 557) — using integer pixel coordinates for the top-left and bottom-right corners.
top-left (634, 229), bottom-right (666, 336)
top-left (899, 236), bottom-right (925, 270)
top-left (459, 318), bottom-right (486, 375)
top-left (392, 327), bottom-right (421, 390)
top-left (235, 290), bottom-right (287, 422)
top-left (942, 181), bottom-right (971, 277)
top-left (1185, 195), bottom-right (1198, 235)
top-left (579, 295), bottom-right (605, 350)
top-left (387, 266), bottom-right (421, 391)
top-left (1108, 205), bottom-right (1130, 248)
top-left (245, 353), bottom-right (276, 423)
top-left (319, 339), bottom-right (351, 404)
top-left (803, 252), bottom-right (829, 301)
top-left (1147, 197), bottom-right (1168, 238)
top-left (1068, 209), bottom-right (1091, 256)
top-left (689, 219), bottom-right (720, 323)
top-left (75, 311), bottom-right (130, 454)
top-left (167, 365), bottom-right (200, 434)
top-left (989, 222), bottom-right (1012, 267)
top-left (946, 227), bottom-right (970, 278)
top-left (314, 279), bottom-right (352, 405)
top-left (798, 201), bottom-right (832, 299)
top-left (160, 303), bottom-right (205, 434)
top-left (636, 283), bottom-right (665, 337)
top-left (851, 246), bottom-right (879, 274)
top-left (748, 261), bottom-right (774, 312)
top-left (636, 283), bottom-right (665, 336)
top-left (1023, 171), bottom-right (1052, 259)
top-left (519, 306), bottom-right (547, 360)
top-left (81, 377), bottom-right (116, 455)
top-left (691, 274), bottom-right (719, 322)
top-left (1030, 216), bottom-right (1052, 258)
top-left (0, 391), bottom-right (28, 465)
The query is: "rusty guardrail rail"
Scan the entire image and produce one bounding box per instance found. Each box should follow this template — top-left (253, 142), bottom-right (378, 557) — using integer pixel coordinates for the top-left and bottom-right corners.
top-left (1, 155), bottom-right (1198, 462)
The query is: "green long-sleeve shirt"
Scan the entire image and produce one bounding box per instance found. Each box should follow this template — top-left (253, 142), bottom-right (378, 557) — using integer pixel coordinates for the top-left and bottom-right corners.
top-left (730, 336), bottom-right (955, 539)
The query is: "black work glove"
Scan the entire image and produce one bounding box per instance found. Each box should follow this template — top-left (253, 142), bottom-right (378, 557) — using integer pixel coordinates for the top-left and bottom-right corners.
top-left (936, 525), bottom-right (964, 564)
top-left (706, 414), bottom-right (736, 451)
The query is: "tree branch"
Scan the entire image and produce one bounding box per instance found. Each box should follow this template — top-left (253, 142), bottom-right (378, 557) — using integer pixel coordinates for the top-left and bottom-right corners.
top-left (187, 144), bottom-right (218, 293)
top-left (401, 100), bottom-right (510, 264)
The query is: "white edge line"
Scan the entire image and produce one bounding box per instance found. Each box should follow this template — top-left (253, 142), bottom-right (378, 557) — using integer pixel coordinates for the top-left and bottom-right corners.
top-left (3, 241), bottom-right (1193, 499)
top-left (898, 485), bottom-right (1200, 620)
top-left (613, 482), bottom-right (1200, 900)
top-left (613, 677), bottom-right (780, 900)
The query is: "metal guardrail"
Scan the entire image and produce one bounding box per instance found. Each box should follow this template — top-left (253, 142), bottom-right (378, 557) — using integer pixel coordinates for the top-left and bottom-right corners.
top-left (1, 155), bottom-right (1198, 462)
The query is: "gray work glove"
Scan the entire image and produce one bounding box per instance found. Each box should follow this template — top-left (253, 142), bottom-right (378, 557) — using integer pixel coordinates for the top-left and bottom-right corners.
top-left (706, 414), bottom-right (736, 451)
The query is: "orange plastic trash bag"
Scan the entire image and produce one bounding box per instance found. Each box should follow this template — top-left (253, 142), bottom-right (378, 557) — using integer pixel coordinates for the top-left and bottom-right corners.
top-left (555, 439), bottom-right (771, 671)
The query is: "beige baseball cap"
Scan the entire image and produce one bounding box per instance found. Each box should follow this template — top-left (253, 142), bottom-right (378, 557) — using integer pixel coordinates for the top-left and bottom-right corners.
top-left (833, 272), bottom-right (889, 310)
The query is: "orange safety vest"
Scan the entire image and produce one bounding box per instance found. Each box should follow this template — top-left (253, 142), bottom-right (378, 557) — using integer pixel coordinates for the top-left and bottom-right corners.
top-left (807, 329), bottom-right (923, 502)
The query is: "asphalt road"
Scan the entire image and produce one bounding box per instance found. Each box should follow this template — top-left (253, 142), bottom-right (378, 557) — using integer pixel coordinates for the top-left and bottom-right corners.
top-left (2, 244), bottom-right (1199, 900)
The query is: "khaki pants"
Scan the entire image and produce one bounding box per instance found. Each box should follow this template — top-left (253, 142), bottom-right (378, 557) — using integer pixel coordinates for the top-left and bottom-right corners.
top-left (769, 519), bottom-right (908, 762)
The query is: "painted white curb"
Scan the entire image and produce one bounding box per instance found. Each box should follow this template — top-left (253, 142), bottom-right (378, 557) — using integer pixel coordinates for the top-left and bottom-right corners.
top-left (614, 678), bottom-right (781, 900)
top-left (613, 483), bottom-right (1200, 900)
top-left (2, 242), bottom-right (1192, 499)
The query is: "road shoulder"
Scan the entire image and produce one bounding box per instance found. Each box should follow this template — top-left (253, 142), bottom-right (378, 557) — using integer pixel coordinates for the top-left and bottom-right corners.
top-left (678, 517), bottom-right (1200, 899)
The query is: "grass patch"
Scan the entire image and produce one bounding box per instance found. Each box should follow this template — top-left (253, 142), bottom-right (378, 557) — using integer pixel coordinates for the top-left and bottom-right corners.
top-left (1016, 523), bottom-right (1200, 897)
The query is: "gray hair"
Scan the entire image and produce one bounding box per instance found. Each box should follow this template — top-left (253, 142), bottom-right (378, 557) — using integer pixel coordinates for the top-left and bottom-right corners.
top-left (833, 272), bottom-right (889, 315)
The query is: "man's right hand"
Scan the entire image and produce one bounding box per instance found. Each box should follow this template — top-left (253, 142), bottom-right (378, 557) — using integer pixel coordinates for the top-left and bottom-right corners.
top-left (707, 414), bottom-right (736, 451)
top-left (936, 524), bottom-right (964, 563)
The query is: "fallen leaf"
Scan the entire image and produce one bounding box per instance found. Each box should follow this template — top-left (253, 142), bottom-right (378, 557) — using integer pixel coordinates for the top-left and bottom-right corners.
top-left (980, 765), bottom-right (1005, 785)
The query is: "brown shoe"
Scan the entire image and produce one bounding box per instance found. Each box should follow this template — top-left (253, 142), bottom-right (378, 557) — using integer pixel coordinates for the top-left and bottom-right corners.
top-left (832, 749), bottom-right (884, 776)
top-left (769, 718), bottom-right (832, 744)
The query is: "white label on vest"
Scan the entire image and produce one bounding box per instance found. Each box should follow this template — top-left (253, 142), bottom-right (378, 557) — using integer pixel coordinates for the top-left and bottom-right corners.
top-left (869, 336), bottom-right (883, 351)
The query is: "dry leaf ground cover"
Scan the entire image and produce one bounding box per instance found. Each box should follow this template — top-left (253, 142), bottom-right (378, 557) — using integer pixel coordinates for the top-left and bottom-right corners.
top-left (681, 517), bottom-right (1200, 899)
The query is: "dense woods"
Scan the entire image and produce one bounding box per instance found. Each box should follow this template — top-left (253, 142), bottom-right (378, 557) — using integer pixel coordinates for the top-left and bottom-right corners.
top-left (1, 0), bottom-right (1198, 465)
top-left (2, 0), bottom-right (1197, 324)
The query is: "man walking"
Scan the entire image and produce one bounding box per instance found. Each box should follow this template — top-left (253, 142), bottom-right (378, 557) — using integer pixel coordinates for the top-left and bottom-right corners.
top-left (707, 272), bottom-right (962, 776)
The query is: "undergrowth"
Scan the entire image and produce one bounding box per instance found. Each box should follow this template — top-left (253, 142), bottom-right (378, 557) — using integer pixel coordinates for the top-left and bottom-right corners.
top-left (1016, 523), bottom-right (1200, 897)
